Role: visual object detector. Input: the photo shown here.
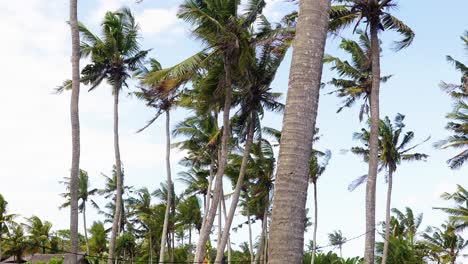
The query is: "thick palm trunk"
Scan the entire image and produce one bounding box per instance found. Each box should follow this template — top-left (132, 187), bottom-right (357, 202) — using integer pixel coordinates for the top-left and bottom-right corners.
top-left (215, 120), bottom-right (255, 263)
top-left (69, 1), bottom-right (80, 264)
top-left (381, 170), bottom-right (393, 264)
top-left (159, 110), bottom-right (173, 264)
top-left (311, 183), bottom-right (318, 264)
top-left (108, 85), bottom-right (123, 264)
top-left (364, 20), bottom-right (381, 264)
top-left (267, 0), bottom-right (330, 263)
top-left (83, 204), bottom-right (89, 255)
top-left (247, 207), bottom-right (254, 264)
top-left (194, 56), bottom-right (233, 263)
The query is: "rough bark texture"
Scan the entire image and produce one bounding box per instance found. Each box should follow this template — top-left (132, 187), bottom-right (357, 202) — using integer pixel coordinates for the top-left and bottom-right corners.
top-left (215, 120), bottom-right (255, 263)
top-left (108, 85), bottom-right (123, 264)
top-left (159, 111), bottom-right (173, 264)
top-left (267, 0), bottom-right (330, 263)
top-left (193, 56), bottom-right (233, 263)
top-left (364, 20), bottom-right (381, 264)
top-left (69, 1), bottom-right (80, 264)
top-left (381, 170), bottom-right (393, 264)
top-left (311, 183), bottom-right (318, 264)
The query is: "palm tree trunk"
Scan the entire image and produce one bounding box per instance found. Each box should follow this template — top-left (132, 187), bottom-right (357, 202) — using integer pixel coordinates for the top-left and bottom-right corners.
top-left (215, 119), bottom-right (255, 263)
top-left (364, 19), bottom-right (381, 264)
top-left (83, 204), bottom-right (90, 255)
top-left (189, 227), bottom-right (192, 245)
top-left (69, 1), bottom-right (80, 264)
top-left (194, 54), bottom-right (233, 263)
top-left (381, 170), bottom-right (393, 264)
top-left (0, 236), bottom-right (2, 261)
top-left (311, 183), bottom-right (318, 264)
top-left (247, 206), bottom-right (254, 264)
top-left (159, 110), bottom-right (173, 264)
top-left (263, 231), bottom-right (268, 264)
top-left (149, 230), bottom-right (153, 264)
top-left (108, 84), bottom-right (124, 264)
top-left (267, 0), bottom-right (330, 263)
top-left (221, 188), bottom-right (232, 264)
top-left (204, 157), bottom-right (215, 223)
top-left (254, 197), bottom-right (268, 264)
top-left (218, 198), bottom-right (222, 246)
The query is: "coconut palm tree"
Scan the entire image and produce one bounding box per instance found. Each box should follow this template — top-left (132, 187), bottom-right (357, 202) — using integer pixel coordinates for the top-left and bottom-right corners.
top-left (436, 31), bottom-right (468, 169)
top-left (330, 2), bottom-right (415, 261)
top-left (77, 8), bottom-right (148, 262)
top-left (434, 185), bottom-right (468, 231)
top-left (309, 143), bottom-right (331, 264)
top-left (3, 222), bottom-right (27, 263)
top-left (267, 0), bottom-right (330, 263)
top-left (328, 230), bottom-right (346, 258)
top-left (350, 114), bottom-right (428, 264)
top-left (68, 1), bottom-right (80, 263)
top-left (88, 221), bottom-right (108, 262)
top-left (24, 216), bottom-right (53, 254)
top-left (59, 170), bottom-right (98, 255)
top-left (324, 31), bottom-right (392, 121)
top-left (0, 194), bottom-right (15, 261)
top-left (422, 223), bottom-right (468, 264)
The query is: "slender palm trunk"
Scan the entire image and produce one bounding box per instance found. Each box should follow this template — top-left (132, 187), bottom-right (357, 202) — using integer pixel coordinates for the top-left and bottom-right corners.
top-left (69, 1), bottom-right (80, 264)
top-left (194, 55), bottom-right (233, 263)
top-left (247, 206), bottom-right (254, 264)
top-left (215, 120), bottom-right (255, 262)
top-left (204, 157), bottom-right (215, 223)
top-left (263, 230), bottom-right (268, 264)
top-left (149, 230), bottom-right (153, 264)
top-left (83, 204), bottom-right (90, 255)
top-left (381, 170), bottom-right (393, 264)
top-left (339, 246), bottom-right (342, 258)
top-left (189, 227), bottom-right (192, 245)
top-left (311, 183), bottom-right (318, 264)
top-left (267, 0), bottom-right (330, 263)
top-left (159, 110), bottom-right (173, 264)
top-left (364, 19), bottom-right (381, 264)
top-left (108, 85), bottom-right (123, 264)
top-left (221, 188), bottom-right (232, 264)
top-left (218, 198), bottom-right (222, 245)
top-left (255, 197), bottom-right (268, 264)
top-left (0, 236), bottom-right (2, 261)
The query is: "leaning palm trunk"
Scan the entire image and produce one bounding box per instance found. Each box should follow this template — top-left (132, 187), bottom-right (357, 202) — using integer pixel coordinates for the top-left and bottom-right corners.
top-left (69, 1), bottom-right (80, 264)
top-left (108, 85), bottom-right (124, 264)
top-left (311, 183), bottom-right (318, 264)
top-left (194, 55), bottom-right (233, 263)
top-left (364, 20), bottom-right (381, 264)
top-left (267, 0), bottom-right (330, 263)
top-left (215, 120), bottom-right (255, 263)
top-left (159, 110), bottom-right (173, 264)
top-left (221, 188), bottom-right (232, 264)
top-left (381, 170), bottom-right (393, 264)
top-left (83, 205), bottom-right (89, 255)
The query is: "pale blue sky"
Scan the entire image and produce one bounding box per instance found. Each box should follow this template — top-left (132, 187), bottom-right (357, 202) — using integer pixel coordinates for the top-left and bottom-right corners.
top-left (0, 0), bottom-right (466, 260)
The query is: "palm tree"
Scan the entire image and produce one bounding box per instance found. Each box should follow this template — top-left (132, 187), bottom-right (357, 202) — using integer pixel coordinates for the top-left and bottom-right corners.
top-left (324, 31), bottom-right (392, 121)
top-left (59, 170), bottom-right (98, 255)
top-left (25, 216), bottom-right (53, 254)
top-left (153, 182), bottom-right (177, 262)
top-left (328, 230), bottom-right (346, 258)
top-left (88, 221), bottom-right (108, 262)
top-left (330, 2), bottom-right (415, 262)
top-left (77, 8), bottom-right (148, 262)
top-left (4, 222), bottom-right (27, 263)
top-left (350, 114), bottom-right (428, 264)
top-left (268, 0), bottom-right (331, 263)
top-left (0, 194), bottom-right (15, 261)
top-left (423, 223), bottom-right (468, 264)
top-left (434, 185), bottom-right (468, 231)
top-left (309, 142), bottom-right (331, 264)
top-left (68, 1), bottom-right (80, 263)
top-left (436, 31), bottom-right (468, 169)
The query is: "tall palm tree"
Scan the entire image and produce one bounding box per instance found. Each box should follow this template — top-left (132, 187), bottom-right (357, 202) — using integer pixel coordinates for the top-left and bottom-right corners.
top-left (350, 114), bottom-right (428, 264)
top-left (436, 31), bottom-right (468, 169)
top-left (0, 194), bottom-right (15, 261)
top-left (77, 8), bottom-right (148, 262)
top-left (68, 1), bottom-right (80, 263)
top-left (328, 230), bottom-right (346, 258)
top-left (330, 2), bottom-right (415, 262)
top-left (324, 31), bottom-right (392, 121)
top-left (434, 185), bottom-right (468, 231)
top-left (59, 170), bottom-right (98, 255)
top-left (268, 0), bottom-right (331, 263)
top-left (309, 144), bottom-right (331, 264)
top-left (88, 221), bottom-right (108, 261)
top-left (214, 18), bottom-right (289, 262)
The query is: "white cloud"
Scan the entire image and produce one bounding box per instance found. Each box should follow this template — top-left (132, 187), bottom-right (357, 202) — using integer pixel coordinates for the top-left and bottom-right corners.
top-left (138, 7), bottom-right (182, 37)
